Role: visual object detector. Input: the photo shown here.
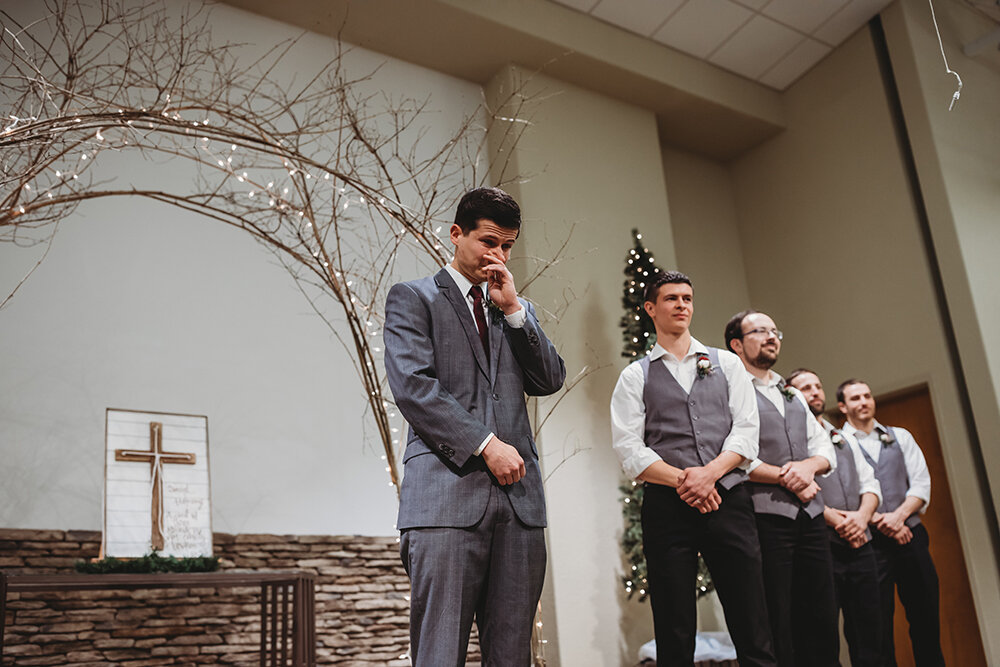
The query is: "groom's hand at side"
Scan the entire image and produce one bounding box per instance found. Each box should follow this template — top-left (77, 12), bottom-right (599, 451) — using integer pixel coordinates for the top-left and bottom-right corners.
top-left (482, 435), bottom-right (526, 485)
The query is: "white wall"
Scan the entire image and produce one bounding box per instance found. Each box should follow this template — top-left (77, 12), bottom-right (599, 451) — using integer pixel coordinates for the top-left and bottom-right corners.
top-left (0, 0), bottom-right (483, 537)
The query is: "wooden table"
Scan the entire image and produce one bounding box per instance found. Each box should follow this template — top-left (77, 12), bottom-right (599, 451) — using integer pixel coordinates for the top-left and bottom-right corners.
top-left (1, 571), bottom-right (316, 666)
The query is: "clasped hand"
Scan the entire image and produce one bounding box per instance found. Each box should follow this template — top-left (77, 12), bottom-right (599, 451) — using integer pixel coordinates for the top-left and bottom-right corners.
top-left (873, 510), bottom-right (913, 544)
top-left (827, 508), bottom-right (869, 547)
top-left (778, 460), bottom-right (815, 492)
top-left (677, 466), bottom-right (722, 514)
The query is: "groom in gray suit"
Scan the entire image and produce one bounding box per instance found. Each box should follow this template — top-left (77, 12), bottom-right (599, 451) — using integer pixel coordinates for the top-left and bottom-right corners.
top-left (384, 187), bottom-right (566, 666)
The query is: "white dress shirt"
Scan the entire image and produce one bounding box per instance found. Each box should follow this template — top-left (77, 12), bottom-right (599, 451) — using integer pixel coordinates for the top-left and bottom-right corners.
top-left (610, 337), bottom-right (759, 481)
top-left (746, 371), bottom-right (836, 474)
top-left (842, 420), bottom-right (930, 511)
top-left (444, 264), bottom-right (526, 455)
top-left (822, 421), bottom-right (882, 505)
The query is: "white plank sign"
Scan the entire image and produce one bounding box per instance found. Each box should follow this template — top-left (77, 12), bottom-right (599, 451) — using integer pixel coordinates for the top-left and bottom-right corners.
top-left (104, 409), bottom-right (212, 558)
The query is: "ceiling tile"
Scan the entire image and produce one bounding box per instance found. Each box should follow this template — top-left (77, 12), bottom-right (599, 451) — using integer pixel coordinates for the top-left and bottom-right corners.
top-left (549, 0), bottom-right (602, 12)
top-left (732, 0), bottom-right (773, 9)
top-left (652, 0), bottom-right (753, 59)
top-left (709, 14), bottom-right (803, 79)
top-left (592, 0), bottom-right (685, 37)
top-left (814, 0), bottom-right (891, 45)
top-left (759, 37), bottom-right (832, 89)
top-left (762, 0), bottom-right (848, 34)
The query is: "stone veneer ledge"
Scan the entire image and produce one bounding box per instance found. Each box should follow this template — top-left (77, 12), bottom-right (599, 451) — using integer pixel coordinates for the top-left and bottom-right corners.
top-left (0, 528), bottom-right (482, 666)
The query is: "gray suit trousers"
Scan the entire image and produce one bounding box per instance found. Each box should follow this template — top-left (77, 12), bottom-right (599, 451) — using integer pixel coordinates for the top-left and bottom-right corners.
top-left (401, 485), bottom-right (546, 667)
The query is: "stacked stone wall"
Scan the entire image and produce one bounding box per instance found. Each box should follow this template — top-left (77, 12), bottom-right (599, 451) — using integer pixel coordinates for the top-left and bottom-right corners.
top-left (0, 528), bottom-right (481, 665)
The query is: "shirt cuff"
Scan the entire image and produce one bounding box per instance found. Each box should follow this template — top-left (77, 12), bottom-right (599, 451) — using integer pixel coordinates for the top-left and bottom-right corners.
top-left (721, 438), bottom-right (757, 469)
top-left (746, 457), bottom-right (763, 474)
top-left (474, 432), bottom-right (494, 456)
top-left (624, 450), bottom-right (663, 481)
top-left (504, 306), bottom-right (526, 328)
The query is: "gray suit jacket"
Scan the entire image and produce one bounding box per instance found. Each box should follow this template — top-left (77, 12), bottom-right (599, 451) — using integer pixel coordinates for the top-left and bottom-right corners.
top-left (384, 268), bottom-right (566, 530)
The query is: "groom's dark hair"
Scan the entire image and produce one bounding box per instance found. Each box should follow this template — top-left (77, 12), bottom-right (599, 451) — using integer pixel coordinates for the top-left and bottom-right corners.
top-left (643, 270), bottom-right (691, 304)
top-left (454, 187), bottom-right (521, 233)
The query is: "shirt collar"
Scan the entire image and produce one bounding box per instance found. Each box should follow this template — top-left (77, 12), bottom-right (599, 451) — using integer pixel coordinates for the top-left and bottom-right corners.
top-left (445, 264), bottom-right (486, 299)
top-left (649, 336), bottom-right (707, 362)
top-left (842, 420), bottom-right (884, 438)
top-left (750, 369), bottom-right (783, 389)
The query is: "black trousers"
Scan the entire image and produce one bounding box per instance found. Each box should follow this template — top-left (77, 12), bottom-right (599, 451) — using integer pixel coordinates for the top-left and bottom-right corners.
top-left (830, 537), bottom-right (882, 667)
top-left (871, 523), bottom-right (945, 667)
top-left (755, 510), bottom-right (840, 667)
top-left (641, 483), bottom-right (776, 667)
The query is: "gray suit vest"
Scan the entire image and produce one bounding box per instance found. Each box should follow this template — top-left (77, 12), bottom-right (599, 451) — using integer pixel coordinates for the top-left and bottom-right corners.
top-left (858, 425), bottom-right (921, 528)
top-left (817, 429), bottom-right (872, 543)
top-left (640, 347), bottom-right (746, 490)
top-left (750, 388), bottom-right (824, 519)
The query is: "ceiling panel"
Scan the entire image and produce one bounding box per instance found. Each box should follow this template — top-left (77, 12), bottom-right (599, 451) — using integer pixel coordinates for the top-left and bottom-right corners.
top-left (814, 0), bottom-right (891, 45)
top-left (759, 37), bottom-right (832, 89)
top-left (652, 0), bottom-right (753, 59)
top-left (709, 14), bottom-right (803, 80)
top-left (591, 0), bottom-right (684, 38)
top-left (550, 0), bottom-right (892, 90)
top-left (762, 0), bottom-right (850, 34)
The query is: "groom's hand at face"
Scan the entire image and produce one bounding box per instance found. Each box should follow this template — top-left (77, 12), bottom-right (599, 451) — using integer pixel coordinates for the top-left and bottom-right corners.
top-left (482, 435), bottom-right (526, 485)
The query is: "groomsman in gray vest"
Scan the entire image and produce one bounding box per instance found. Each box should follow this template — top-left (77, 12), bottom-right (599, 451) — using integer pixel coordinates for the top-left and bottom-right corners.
top-left (725, 311), bottom-right (839, 667)
top-left (611, 272), bottom-right (776, 667)
top-left (787, 368), bottom-right (883, 667)
top-left (837, 379), bottom-right (944, 667)
top-left (384, 187), bottom-right (566, 666)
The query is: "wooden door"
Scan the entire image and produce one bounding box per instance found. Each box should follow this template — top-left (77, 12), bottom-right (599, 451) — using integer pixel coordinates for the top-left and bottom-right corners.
top-left (866, 385), bottom-right (986, 667)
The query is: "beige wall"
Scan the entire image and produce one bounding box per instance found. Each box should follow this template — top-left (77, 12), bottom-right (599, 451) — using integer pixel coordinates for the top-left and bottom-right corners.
top-left (884, 0), bottom-right (1000, 523)
top-left (486, 65), bottom-right (675, 667)
top-left (661, 148), bottom-right (752, 346)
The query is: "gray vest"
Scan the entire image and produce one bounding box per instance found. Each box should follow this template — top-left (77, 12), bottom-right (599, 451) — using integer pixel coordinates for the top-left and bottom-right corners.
top-left (750, 386), bottom-right (824, 519)
top-left (817, 429), bottom-right (872, 543)
top-left (640, 347), bottom-right (746, 490)
top-left (858, 425), bottom-right (921, 528)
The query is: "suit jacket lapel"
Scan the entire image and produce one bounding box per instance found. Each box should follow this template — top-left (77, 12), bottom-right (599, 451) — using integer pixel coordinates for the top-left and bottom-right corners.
top-left (435, 268), bottom-right (489, 378)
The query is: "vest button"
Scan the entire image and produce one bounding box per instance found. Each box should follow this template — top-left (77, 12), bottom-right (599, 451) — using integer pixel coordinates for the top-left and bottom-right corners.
top-left (692, 415), bottom-right (699, 420)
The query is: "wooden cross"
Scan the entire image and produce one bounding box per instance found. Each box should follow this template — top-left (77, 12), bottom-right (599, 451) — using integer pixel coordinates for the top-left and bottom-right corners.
top-left (115, 422), bottom-right (196, 551)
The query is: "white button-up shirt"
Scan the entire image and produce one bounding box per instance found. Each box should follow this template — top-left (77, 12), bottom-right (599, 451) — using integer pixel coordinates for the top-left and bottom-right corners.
top-left (842, 420), bottom-right (930, 511)
top-left (746, 370), bottom-right (836, 474)
top-left (822, 420), bottom-right (882, 504)
top-left (610, 337), bottom-right (759, 480)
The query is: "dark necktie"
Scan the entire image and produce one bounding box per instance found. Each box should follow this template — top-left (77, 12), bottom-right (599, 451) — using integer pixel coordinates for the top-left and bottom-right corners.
top-left (468, 285), bottom-right (490, 358)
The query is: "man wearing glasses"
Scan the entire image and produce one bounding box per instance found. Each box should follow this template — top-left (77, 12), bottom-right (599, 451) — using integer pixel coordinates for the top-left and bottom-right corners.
top-left (725, 311), bottom-right (839, 667)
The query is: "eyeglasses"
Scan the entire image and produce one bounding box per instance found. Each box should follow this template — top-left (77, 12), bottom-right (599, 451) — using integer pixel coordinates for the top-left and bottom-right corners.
top-left (741, 327), bottom-right (783, 340)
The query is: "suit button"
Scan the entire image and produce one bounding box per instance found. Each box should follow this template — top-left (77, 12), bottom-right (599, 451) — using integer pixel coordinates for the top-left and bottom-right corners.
top-left (695, 431), bottom-right (701, 436)
top-left (690, 401), bottom-right (695, 406)
top-left (692, 415), bottom-right (699, 421)
top-left (492, 393), bottom-right (500, 401)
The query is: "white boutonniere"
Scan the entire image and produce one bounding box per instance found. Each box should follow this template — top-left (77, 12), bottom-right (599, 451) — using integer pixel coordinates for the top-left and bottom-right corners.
top-left (878, 430), bottom-right (894, 446)
top-left (695, 353), bottom-right (714, 379)
top-left (778, 383), bottom-right (796, 402)
top-left (830, 431), bottom-right (845, 447)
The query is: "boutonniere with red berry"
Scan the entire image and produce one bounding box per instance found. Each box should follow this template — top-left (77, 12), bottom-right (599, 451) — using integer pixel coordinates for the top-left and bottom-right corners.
top-left (695, 353), bottom-right (714, 379)
top-left (878, 430), bottom-right (894, 446)
top-left (778, 382), bottom-right (796, 402)
top-left (830, 430), bottom-right (845, 448)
